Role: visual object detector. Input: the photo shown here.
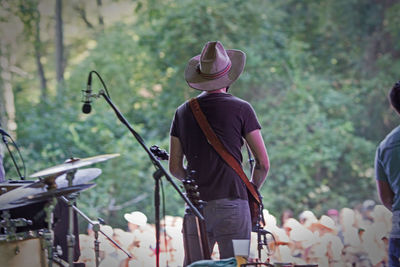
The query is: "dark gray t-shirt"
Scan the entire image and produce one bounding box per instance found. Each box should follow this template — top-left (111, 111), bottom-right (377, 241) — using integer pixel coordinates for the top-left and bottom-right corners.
top-left (170, 92), bottom-right (261, 201)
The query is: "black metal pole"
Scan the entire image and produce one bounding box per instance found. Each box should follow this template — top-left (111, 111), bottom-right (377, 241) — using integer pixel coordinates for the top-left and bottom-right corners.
top-left (153, 169), bottom-right (163, 267)
top-left (246, 142), bottom-right (254, 175)
top-left (59, 196), bottom-right (132, 261)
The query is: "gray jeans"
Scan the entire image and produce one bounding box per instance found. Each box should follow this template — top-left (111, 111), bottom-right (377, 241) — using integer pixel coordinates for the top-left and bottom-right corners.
top-left (182, 198), bottom-right (251, 266)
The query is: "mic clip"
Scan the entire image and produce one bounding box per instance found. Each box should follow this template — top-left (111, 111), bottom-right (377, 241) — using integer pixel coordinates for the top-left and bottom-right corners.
top-left (81, 89), bottom-right (100, 103)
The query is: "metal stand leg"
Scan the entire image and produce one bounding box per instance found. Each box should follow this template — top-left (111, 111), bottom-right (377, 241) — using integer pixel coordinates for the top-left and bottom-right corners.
top-left (65, 170), bottom-right (77, 267)
top-left (93, 222), bottom-right (101, 267)
top-left (44, 198), bottom-right (57, 267)
top-left (59, 196), bottom-right (132, 267)
top-left (153, 169), bottom-right (163, 267)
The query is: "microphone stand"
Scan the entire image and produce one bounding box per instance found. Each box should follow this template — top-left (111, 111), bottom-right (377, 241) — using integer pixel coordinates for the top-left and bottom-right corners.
top-left (246, 143), bottom-right (276, 264)
top-left (97, 89), bottom-right (203, 267)
top-left (245, 142), bottom-right (254, 173)
top-left (1, 131), bottom-right (24, 180)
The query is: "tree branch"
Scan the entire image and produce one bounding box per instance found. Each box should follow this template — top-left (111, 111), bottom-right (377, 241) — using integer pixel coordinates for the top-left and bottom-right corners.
top-left (73, 4), bottom-right (94, 29)
top-left (107, 193), bottom-right (148, 211)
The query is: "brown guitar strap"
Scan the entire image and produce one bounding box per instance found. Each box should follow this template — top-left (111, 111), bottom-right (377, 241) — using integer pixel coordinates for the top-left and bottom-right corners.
top-left (189, 97), bottom-right (261, 204)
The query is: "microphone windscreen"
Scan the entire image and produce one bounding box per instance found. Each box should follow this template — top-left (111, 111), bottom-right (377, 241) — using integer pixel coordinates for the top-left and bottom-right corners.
top-left (82, 103), bottom-right (92, 114)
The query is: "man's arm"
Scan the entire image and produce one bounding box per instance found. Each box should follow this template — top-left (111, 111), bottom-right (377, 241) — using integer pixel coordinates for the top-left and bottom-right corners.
top-left (245, 129), bottom-right (270, 189)
top-left (169, 136), bottom-right (186, 181)
top-left (376, 179), bottom-right (394, 211)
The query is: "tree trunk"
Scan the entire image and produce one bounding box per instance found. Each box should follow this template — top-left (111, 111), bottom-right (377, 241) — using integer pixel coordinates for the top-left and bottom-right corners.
top-left (0, 45), bottom-right (6, 179)
top-left (55, 0), bottom-right (64, 84)
top-left (0, 41), bottom-right (16, 137)
top-left (96, 0), bottom-right (104, 26)
top-left (33, 6), bottom-right (48, 100)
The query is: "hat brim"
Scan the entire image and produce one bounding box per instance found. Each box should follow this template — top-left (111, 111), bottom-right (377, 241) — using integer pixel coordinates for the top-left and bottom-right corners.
top-left (184, 49), bottom-right (246, 91)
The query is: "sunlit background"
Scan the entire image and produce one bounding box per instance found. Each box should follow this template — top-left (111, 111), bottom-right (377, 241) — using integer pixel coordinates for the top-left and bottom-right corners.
top-left (1, 0), bottom-right (399, 232)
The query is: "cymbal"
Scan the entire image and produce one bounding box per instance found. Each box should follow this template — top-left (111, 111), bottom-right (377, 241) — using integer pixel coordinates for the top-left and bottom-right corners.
top-left (30, 153), bottom-right (120, 178)
top-left (55, 168), bottom-right (102, 188)
top-left (0, 182), bottom-right (46, 210)
top-left (0, 183), bottom-right (96, 211)
top-left (11, 183), bottom-right (95, 206)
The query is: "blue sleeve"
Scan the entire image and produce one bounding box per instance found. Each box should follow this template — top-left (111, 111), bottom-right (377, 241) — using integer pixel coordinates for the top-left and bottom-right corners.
top-left (375, 147), bottom-right (387, 182)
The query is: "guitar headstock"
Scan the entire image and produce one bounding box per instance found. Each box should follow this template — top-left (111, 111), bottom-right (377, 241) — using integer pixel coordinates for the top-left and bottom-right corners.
top-left (182, 170), bottom-right (205, 209)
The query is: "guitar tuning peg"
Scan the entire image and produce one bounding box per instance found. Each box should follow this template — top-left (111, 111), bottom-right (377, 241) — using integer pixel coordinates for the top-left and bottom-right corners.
top-left (188, 170), bottom-right (196, 178)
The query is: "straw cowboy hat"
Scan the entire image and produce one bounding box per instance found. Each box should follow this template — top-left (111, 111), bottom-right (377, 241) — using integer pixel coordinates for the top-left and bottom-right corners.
top-left (184, 41), bottom-right (246, 91)
top-left (124, 211), bottom-right (148, 227)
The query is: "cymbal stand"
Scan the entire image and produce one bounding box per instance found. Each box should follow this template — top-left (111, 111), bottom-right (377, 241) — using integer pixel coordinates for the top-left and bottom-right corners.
top-left (0, 211), bottom-right (13, 238)
top-left (59, 196), bottom-right (132, 267)
top-left (65, 169), bottom-right (77, 267)
top-left (44, 196), bottom-right (57, 267)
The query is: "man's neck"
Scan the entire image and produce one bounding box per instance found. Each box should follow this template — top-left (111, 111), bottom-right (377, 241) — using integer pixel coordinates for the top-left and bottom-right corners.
top-left (206, 88), bottom-right (227, 94)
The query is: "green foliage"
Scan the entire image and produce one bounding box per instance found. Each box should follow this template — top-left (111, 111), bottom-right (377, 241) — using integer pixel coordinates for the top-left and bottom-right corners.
top-left (3, 0), bottom-right (400, 228)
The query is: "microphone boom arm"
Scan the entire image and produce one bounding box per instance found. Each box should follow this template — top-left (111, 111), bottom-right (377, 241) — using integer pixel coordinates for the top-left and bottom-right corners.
top-left (97, 89), bottom-right (203, 218)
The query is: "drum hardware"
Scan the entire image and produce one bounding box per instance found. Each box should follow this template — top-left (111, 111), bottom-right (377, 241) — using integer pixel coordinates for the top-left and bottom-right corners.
top-left (10, 184), bottom-right (95, 205)
top-left (41, 185), bottom-right (92, 267)
top-left (59, 195), bottom-right (132, 267)
top-left (0, 153), bottom-right (114, 267)
top-left (14, 183), bottom-right (95, 266)
top-left (55, 168), bottom-right (102, 188)
top-left (0, 181), bottom-right (95, 267)
top-left (29, 154), bottom-right (120, 178)
top-left (52, 254), bottom-right (69, 267)
top-left (65, 169), bottom-right (78, 267)
top-left (43, 196), bottom-right (57, 267)
top-left (0, 210), bottom-right (32, 238)
top-left (27, 153), bottom-right (117, 267)
top-left (0, 181), bottom-right (33, 196)
top-left (0, 180), bottom-right (53, 211)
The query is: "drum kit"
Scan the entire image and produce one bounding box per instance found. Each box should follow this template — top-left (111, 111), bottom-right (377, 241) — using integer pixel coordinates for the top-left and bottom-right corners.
top-left (0, 153), bottom-right (121, 267)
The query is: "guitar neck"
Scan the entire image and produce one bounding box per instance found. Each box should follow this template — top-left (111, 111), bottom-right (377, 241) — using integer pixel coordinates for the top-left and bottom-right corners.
top-left (183, 177), bottom-right (211, 260)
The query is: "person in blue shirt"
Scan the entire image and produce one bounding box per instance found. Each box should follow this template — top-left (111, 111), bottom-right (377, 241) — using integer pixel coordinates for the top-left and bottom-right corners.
top-left (375, 80), bottom-right (400, 266)
top-left (0, 153), bottom-right (5, 182)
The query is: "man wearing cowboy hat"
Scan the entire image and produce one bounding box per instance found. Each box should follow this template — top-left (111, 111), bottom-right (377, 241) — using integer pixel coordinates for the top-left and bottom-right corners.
top-left (375, 81), bottom-right (400, 266)
top-left (169, 41), bottom-right (270, 265)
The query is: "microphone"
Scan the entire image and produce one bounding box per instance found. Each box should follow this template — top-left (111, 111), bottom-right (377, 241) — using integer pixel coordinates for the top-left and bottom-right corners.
top-left (82, 72), bottom-right (93, 114)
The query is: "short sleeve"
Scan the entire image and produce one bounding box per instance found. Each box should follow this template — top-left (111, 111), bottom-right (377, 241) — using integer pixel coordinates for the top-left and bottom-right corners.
top-left (170, 110), bottom-right (180, 138)
top-left (375, 147), bottom-right (387, 182)
top-left (241, 102), bottom-right (261, 136)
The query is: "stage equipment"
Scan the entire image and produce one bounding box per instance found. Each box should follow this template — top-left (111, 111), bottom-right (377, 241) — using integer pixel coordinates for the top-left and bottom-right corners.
top-left (30, 154), bottom-right (119, 178)
top-left (82, 70), bottom-right (202, 267)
